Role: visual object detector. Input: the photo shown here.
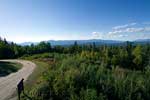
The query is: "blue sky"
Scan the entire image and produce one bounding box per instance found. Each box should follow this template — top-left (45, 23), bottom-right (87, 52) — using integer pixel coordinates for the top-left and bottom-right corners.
top-left (0, 0), bottom-right (150, 43)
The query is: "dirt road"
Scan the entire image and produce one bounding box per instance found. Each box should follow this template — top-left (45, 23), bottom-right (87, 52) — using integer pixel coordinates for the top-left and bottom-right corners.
top-left (0, 60), bottom-right (36, 100)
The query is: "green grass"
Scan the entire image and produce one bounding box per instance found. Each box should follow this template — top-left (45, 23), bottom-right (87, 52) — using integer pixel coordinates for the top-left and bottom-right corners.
top-left (0, 61), bottom-right (22, 77)
top-left (19, 53), bottom-right (53, 90)
top-left (9, 60), bottom-right (50, 100)
top-left (24, 60), bottom-right (50, 90)
top-left (18, 60), bottom-right (50, 99)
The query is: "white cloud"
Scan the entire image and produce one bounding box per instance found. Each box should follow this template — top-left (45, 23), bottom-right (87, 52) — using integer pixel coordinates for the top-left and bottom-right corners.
top-left (125, 27), bottom-right (150, 32)
top-left (112, 23), bottom-right (137, 30)
top-left (143, 22), bottom-right (150, 25)
top-left (90, 22), bottom-right (150, 40)
top-left (108, 30), bottom-right (125, 35)
top-left (118, 34), bottom-right (128, 37)
top-left (108, 27), bottom-right (150, 36)
top-left (91, 31), bottom-right (128, 39)
top-left (91, 32), bottom-right (104, 39)
top-left (141, 33), bottom-right (150, 39)
top-left (145, 27), bottom-right (150, 31)
top-left (92, 32), bottom-right (100, 37)
top-left (108, 34), bottom-right (128, 38)
top-left (125, 27), bottom-right (144, 32)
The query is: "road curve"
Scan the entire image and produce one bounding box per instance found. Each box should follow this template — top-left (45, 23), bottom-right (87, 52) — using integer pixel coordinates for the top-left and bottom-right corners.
top-left (0, 60), bottom-right (36, 100)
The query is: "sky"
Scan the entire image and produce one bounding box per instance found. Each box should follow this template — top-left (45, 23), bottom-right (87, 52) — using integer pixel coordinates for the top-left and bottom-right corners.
top-left (0, 0), bottom-right (150, 43)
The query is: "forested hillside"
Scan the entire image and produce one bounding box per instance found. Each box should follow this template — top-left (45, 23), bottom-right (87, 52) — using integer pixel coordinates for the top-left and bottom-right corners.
top-left (1, 37), bottom-right (150, 100)
top-left (0, 37), bottom-right (51, 59)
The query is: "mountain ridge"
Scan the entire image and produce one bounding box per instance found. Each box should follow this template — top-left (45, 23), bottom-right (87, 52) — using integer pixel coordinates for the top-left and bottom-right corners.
top-left (19, 39), bottom-right (150, 46)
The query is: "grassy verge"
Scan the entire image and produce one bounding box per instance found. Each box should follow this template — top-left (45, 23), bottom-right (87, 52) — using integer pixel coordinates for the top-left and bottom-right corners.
top-left (24, 60), bottom-right (50, 90)
top-left (18, 53), bottom-right (55, 99)
top-left (9, 60), bottom-right (50, 100)
top-left (0, 61), bottom-right (22, 77)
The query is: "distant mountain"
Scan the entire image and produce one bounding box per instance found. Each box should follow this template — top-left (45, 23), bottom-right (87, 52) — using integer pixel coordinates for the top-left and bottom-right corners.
top-left (19, 39), bottom-right (150, 46)
top-left (134, 39), bottom-right (150, 42)
top-left (19, 39), bottom-right (123, 46)
top-left (46, 39), bottom-right (123, 46)
top-left (19, 42), bottom-right (38, 46)
top-left (133, 39), bottom-right (150, 45)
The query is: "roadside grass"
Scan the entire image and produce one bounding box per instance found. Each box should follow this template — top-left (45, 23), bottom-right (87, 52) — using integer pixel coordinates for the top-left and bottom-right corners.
top-left (0, 61), bottom-right (22, 77)
top-left (9, 59), bottom-right (50, 100)
top-left (20, 53), bottom-right (55, 91)
top-left (20, 59), bottom-right (50, 99)
top-left (24, 60), bottom-right (50, 90)
top-left (18, 53), bottom-right (64, 99)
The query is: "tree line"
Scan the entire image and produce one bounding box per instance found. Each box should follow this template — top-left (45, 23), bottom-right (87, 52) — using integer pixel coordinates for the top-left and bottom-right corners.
top-left (0, 37), bottom-right (51, 59)
top-left (0, 37), bottom-right (150, 70)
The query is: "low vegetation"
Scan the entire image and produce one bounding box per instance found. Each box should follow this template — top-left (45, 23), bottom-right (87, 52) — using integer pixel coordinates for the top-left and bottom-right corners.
top-left (24, 61), bottom-right (50, 90)
top-left (0, 37), bottom-right (150, 100)
top-left (22, 53), bottom-right (150, 100)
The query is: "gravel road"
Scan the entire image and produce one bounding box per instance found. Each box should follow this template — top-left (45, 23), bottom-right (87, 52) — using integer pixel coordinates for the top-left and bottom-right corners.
top-left (0, 60), bottom-right (36, 100)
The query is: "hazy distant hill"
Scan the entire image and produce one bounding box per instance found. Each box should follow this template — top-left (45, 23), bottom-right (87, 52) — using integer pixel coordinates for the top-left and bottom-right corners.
top-left (134, 39), bottom-right (150, 42)
top-left (132, 39), bottom-right (150, 45)
top-left (19, 39), bottom-right (150, 46)
top-left (19, 42), bottom-right (38, 46)
top-left (20, 39), bottom-right (123, 46)
top-left (47, 39), bottom-right (124, 46)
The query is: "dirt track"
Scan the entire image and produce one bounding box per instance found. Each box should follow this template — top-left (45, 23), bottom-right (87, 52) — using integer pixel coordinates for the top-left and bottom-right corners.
top-left (0, 60), bottom-right (36, 100)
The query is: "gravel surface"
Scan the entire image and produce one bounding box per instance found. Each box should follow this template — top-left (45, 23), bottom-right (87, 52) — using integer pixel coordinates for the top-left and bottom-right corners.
top-left (0, 60), bottom-right (36, 100)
